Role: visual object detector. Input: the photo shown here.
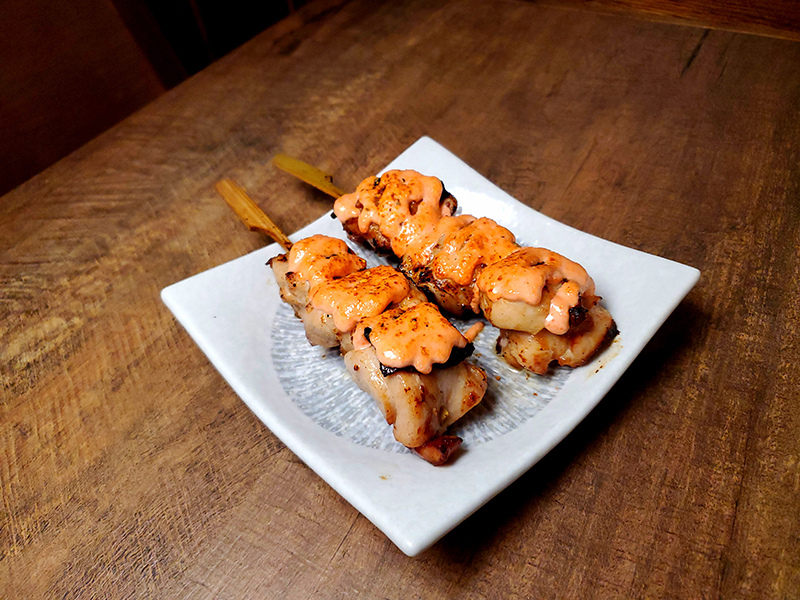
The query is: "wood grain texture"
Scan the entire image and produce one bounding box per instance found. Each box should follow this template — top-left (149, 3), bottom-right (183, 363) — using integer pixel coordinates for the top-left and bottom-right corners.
top-left (1, 0), bottom-right (799, 597)
top-left (533, 0), bottom-right (800, 41)
top-left (0, 0), bottom-right (167, 196)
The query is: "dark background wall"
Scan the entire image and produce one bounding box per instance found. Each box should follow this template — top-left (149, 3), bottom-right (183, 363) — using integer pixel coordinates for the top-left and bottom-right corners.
top-left (0, 0), bottom-right (305, 197)
top-left (133, 0), bottom-right (308, 78)
top-left (4, 0), bottom-right (799, 197)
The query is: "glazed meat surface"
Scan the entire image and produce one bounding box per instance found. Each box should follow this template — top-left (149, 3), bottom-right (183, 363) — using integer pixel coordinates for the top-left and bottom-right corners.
top-left (269, 234), bottom-right (487, 464)
top-left (333, 170), bottom-right (618, 373)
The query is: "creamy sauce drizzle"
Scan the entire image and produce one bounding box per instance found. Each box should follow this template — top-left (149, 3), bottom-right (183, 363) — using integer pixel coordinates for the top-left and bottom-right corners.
top-left (286, 235), bottom-right (365, 288)
top-left (476, 248), bottom-right (595, 334)
top-left (430, 217), bottom-right (517, 284)
top-left (309, 265), bottom-right (411, 332)
top-left (463, 322), bottom-right (485, 342)
top-left (334, 170), bottom-right (454, 257)
top-left (284, 235), bottom-right (468, 372)
top-left (352, 302), bottom-right (467, 374)
top-left (402, 214), bottom-right (475, 272)
top-left (336, 173), bottom-right (518, 308)
top-left (334, 171), bottom-right (603, 338)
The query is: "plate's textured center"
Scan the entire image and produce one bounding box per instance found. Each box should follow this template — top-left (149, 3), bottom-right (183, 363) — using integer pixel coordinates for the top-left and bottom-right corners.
top-left (271, 301), bottom-right (569, 454)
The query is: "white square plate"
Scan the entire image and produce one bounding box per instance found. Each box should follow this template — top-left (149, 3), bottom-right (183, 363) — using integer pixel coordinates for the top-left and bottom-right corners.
top-left (162, 137), bottom-right (699, 556)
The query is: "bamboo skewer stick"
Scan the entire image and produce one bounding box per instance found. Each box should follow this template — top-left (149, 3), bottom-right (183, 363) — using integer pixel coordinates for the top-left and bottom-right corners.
top-left (215, 178), bottom-right (293, 251)
top-left (272, 153), bottom-right (344, 199)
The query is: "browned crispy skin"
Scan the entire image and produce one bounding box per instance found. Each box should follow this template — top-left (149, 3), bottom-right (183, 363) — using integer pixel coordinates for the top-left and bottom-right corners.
top-left (403, 265), bottom-right (477, 316)
top-left (497, 305), bottom-right (618, 375)
top-left (412, 435), bottom-right (463, 466)
top-left (338, 179), bottom-right (457, 256)
top-left (269, 236), bottom-right (488, 465)
top-left (341, 219), bottom-right (394, 255)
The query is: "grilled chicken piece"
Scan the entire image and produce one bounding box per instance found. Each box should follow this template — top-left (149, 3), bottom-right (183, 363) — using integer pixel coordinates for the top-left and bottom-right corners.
top-left (269, 234), bottom-right (487, 464)
top-left (268, 234), bottom-right (365, 310)
top-left (308, 265), bottom-right (426, 350)
top-left (272, 253), bottom-right (428, 350)
top-left (343, 345), bottom-right (486, 448)
top-left (334, 170), bottom-right (457, 257)
top-left (332, 171), bottom-right (618, 374)
top-left (477, 247), bottom-right (599, 335)
top-left (268, 235), bottom-right (366, 348)
top-left (401, 215), bottom-right (518, 316)
top-left (496, 305), bottom-right (617, 374)
top-left (346, 301), bottom-right (487, 453)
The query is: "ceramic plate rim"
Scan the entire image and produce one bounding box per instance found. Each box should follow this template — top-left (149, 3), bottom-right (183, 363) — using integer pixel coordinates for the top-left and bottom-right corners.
top-left (161, 136), bottom-right (700, 556)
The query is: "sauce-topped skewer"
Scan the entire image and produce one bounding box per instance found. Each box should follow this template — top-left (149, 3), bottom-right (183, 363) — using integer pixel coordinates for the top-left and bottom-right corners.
top-left (272, 156), bottom-right (618, 375)
top-left (215, 179), bottom-right (487, 465)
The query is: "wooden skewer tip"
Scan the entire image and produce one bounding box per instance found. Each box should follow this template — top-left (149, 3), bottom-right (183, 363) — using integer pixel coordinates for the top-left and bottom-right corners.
top-left (214, 178), bottom-right (293, 251)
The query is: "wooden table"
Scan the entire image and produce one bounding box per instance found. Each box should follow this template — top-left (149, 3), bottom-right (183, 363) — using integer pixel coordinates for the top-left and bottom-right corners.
top-left (3, 0), bottom-right (799, 597)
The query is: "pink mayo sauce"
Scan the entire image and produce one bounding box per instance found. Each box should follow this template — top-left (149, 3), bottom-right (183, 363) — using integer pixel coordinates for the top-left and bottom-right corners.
top-left (334, 170), bottom-right (454, 257)
top-left (335, 172), bottom-right (518, 292)
top-left (332, 171), bottom-right (602, 338)
top-left (352, 302), bottom-right (468, 374)
top-left (476, 247), bottom-right (595, 334)
top-left (428, 217), bottom-right (518, 310)
top-left (286, 234), bottom-right (365, 288)
top-left (402, 214), bottom-right (475, 272)
top-left (309, 265), bottom-right (411, 333)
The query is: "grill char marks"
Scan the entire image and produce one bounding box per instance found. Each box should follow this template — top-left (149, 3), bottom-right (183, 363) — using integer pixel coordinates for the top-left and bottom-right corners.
top-left (333, 170), bottom-right (618, 374)
top-left (269, 234), bottom-right (487, 464)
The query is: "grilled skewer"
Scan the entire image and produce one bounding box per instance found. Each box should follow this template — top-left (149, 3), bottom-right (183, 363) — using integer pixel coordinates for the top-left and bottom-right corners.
top-left (216, 183), bottom-right (487, 465)
top-left (271, 158), bottom-right (617, 374)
